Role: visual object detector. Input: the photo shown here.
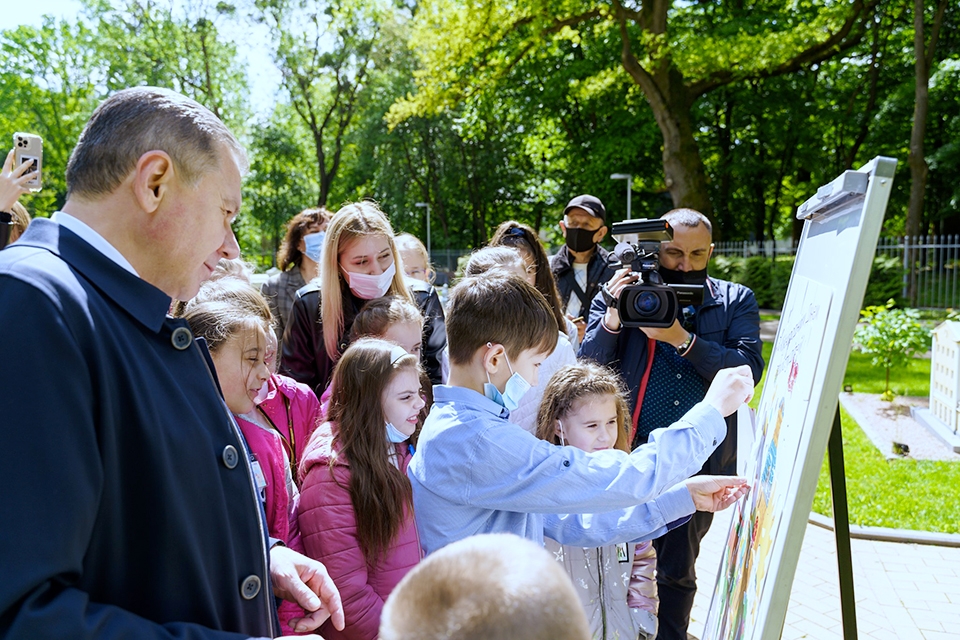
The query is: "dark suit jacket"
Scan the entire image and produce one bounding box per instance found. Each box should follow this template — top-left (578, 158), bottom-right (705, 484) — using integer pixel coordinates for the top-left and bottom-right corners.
top-left (0, 219), bottom-right (276, 639)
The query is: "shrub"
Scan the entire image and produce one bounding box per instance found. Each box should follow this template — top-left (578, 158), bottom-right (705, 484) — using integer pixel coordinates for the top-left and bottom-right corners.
top-left (853, 301), bottom-right (931, 400)
top-left (736, 256), bottom-right (795, 309)
top-left (708, 255), bottom-right (744, 283)
top-left (863, 255), bottom-right (905, 307)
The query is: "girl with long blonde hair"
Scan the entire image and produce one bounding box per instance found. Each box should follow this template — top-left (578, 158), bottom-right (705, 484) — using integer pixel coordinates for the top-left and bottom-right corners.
top-left (281, 202), bottom-right (448, 394)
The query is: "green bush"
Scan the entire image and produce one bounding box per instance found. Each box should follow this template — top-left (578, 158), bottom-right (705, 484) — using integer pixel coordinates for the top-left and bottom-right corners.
top-left (708, 255), bottom-right (743, 282)
top-left (853, 301), bottom-right (931, 399)
top-left (863, 254), bottom-right (905, 307)
top-left (735, 256), bottom-right (794, 309)
top-left (709, 251), bottom-right (903, 311)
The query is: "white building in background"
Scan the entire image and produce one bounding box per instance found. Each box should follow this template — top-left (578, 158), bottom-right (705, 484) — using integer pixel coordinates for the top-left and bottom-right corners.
top-left (928, 320), bottom-right (960, 434)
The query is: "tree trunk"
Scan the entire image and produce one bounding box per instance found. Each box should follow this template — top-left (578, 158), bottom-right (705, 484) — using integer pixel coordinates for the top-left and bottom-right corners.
top-left (905, 0), bottom-right (949, 303)
top-left (619, 42), bottom-right (715, 229)
top-left (906, 0), bottom-right (930, 241)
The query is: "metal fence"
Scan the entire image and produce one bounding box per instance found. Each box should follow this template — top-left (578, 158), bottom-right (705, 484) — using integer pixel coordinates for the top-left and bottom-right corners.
top-left (877, 236), bottom-right (960, 310)
top-left (712, 236), bottom-right (960, 310)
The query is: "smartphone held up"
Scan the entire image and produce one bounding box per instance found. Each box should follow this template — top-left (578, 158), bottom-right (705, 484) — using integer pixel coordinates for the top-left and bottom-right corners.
top-left (13, 132), bottom-right (42, 192)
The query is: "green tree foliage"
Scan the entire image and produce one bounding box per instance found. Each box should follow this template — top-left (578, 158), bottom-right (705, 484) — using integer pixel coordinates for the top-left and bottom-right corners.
top-left (0, 18), bottom-right (101, 214)
top-left (853, 301), bottom-right (931, 399)
top-left (3, 0), bottom-right (959, 272)
top-left (390, 0), bottom-right (878, 229)
top-left (85, 0), bottom-right (250, 131)
top-left (241, 107), bottom-right (320, 268)
top-left (254, 0), bottom-right (383, 206)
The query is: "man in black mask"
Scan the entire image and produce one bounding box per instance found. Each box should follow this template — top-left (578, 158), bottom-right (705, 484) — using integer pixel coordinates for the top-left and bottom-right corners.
top-left (549, 194), bottom-right (614, 345)
top-left (579, 207), bottom-right (764, 640)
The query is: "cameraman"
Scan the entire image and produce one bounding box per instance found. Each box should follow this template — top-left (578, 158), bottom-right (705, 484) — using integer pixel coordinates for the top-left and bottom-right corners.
top-left (579, 208), bottom-right (764, 640)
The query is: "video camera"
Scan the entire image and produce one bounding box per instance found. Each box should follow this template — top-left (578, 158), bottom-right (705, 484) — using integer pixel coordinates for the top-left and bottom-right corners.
top-left (606, 219), bottom-right (704, 328)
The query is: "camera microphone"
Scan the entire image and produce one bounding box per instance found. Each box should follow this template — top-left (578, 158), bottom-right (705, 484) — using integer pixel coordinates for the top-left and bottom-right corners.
top-left (612, 241), bottom-right (636, 266)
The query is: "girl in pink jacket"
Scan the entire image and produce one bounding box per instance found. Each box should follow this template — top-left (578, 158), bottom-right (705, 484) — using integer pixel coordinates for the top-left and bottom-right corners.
top-left (182, 288), bottom-right (308, 635)
top-left (299, 338), bottom-right (425, 640)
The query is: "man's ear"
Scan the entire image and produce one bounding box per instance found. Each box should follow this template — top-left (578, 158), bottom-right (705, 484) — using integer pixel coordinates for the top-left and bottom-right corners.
top-left (594, 225), bottom-right (608, 243)
top-left (132, 150), bottom-right (175, 214)
top-left (559, 220), bottom-right (568, 237)
top-left (707, 242), bottom-right (715, 262)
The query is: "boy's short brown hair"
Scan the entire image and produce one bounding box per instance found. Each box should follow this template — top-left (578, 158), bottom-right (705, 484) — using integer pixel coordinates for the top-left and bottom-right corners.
top-left (446, 272), bottom-right (558, 365)
top-left (380, 533), bottom-right (590, 640)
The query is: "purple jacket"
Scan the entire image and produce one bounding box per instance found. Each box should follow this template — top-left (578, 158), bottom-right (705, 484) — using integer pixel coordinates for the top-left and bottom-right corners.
top-left (298, 423), bottom-right (421, 640)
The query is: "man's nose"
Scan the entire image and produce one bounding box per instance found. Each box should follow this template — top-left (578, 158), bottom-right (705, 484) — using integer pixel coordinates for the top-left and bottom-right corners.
top-left (221, 228), bottom-right (240, 260)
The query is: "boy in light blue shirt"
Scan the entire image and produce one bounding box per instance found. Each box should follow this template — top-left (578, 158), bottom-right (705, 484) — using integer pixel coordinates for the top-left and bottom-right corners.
top-left (408, 272), bottom-right (753, 554)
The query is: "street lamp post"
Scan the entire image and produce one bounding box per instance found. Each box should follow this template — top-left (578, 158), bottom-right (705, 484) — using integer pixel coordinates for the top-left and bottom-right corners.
top-left (415, 202), bottom-right (431, 256)
top-left (610, 173), bottom-right (633, 220)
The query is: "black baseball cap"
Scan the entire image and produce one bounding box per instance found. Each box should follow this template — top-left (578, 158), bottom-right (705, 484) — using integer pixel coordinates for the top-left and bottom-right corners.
top-left (563, 194), bottom-right (606, 223)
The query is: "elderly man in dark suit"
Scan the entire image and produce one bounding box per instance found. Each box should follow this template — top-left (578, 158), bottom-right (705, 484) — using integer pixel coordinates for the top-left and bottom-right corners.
top-left (0, 87), bottom-right (343, 640)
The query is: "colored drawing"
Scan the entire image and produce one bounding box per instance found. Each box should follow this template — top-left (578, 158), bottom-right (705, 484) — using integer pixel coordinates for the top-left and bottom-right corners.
top-left (703, 276), bottom-right (833, 640)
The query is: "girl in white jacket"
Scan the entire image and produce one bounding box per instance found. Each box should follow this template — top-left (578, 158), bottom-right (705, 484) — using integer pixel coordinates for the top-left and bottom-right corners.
top-left (536, 362), bottom-right (660, 640)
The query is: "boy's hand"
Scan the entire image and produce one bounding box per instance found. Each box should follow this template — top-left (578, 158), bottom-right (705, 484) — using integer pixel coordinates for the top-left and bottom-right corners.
top-left (684, 476), bottom-right (749, 512)
top-left (702, 365), bottom-right (754, 417)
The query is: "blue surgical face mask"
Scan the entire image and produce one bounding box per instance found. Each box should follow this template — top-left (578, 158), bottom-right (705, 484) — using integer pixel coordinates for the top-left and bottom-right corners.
top-left (386, 421), bottom-right (410, 443)
top-left (303, 232), bottom-right (325, 263)
top-left (482, 347), bottom-right (532, 411)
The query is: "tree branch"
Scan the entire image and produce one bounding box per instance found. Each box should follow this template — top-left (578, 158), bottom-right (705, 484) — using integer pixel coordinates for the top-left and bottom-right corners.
top-left (689, 0), bottom-right (878, 98)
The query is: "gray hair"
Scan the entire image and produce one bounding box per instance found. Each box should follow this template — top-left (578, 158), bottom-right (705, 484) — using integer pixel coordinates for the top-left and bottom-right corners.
top-left (661, 208), bottom-right (712, 237)
top-left (66, 86), bottom-right (248, 198)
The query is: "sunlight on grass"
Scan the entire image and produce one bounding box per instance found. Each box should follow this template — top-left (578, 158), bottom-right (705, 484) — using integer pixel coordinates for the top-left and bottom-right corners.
top-left (811, 406), bottom-right (960, 534)
top-left (749, 340), bottom-right (958, 533)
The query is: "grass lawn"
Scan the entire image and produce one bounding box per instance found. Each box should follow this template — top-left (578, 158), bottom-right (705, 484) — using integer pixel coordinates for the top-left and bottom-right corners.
top-left (749, 341), bottom-right (959, 534)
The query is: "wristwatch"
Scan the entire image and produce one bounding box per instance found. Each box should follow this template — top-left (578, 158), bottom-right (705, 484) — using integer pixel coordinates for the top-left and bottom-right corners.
top-left (676, 332), bottom-right (694, 356)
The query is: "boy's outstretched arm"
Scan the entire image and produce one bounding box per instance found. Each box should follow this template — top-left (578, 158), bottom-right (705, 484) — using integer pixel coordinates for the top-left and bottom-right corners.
top-left (684, 476), bottom-right (750, 512)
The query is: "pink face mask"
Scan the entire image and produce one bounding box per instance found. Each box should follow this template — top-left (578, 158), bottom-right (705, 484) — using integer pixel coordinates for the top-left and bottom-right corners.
top-left (344, 261), bottom-right (396, 300)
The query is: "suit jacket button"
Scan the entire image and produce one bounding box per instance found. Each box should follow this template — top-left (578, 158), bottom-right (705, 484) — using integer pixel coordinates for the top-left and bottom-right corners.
top-left (240, 575), bottom-right (261, 600)
top-left (222, 445), bottom-right (239, 469)
top-left (171, 327), bottom-right (193, 350)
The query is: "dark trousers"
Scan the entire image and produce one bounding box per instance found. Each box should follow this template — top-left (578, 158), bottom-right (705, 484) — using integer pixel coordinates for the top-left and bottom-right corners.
top-left (652, 509), bottom-right (715, 640)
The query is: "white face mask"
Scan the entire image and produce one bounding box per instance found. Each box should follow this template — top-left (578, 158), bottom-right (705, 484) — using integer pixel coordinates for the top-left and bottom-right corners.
top-left (385, 421), bottom-right (410, 443)
top-left (344, 261), bottom-right (396, 300)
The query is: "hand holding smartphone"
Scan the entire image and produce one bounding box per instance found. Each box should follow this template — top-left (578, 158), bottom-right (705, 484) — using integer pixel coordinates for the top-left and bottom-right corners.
top-left (13, 132), bottom-right (43, 192)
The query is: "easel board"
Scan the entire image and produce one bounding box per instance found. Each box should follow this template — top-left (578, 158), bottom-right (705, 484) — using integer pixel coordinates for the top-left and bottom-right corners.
top-left (702, 156), bottom-right (898, 640)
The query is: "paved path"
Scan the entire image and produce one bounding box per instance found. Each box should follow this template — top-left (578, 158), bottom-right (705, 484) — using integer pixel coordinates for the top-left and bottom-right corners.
top-left (688, 508), bottom-right (960, 639)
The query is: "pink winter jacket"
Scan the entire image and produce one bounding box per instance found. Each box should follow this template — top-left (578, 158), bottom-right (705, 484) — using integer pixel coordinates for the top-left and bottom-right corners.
top-left (298, 422), bottom-right (422, 640)
top-left (258, 373), bottom-right (323, 481)
top-left (233, 413), bottom-right (305, 635)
